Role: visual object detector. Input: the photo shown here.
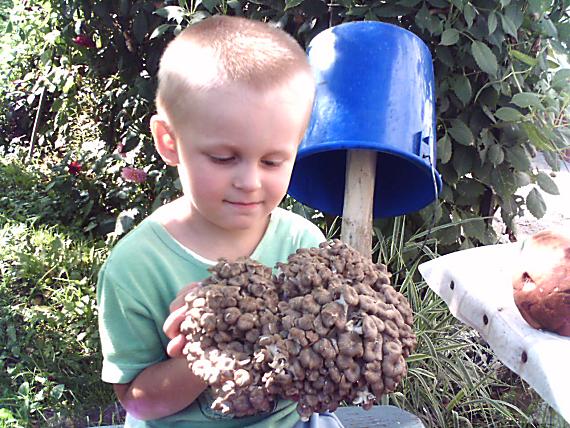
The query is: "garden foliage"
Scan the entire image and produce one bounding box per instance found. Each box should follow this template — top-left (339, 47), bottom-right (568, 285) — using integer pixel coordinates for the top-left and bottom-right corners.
top-left (1, 0), bottom-right (569, 248)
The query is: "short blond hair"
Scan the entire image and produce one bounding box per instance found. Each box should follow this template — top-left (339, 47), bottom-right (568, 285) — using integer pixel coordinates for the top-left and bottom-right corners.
top-left (156, 16), bottom-right (313, 123)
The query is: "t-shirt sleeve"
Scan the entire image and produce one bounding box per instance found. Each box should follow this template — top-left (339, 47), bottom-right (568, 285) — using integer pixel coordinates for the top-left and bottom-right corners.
top-left (97, 263), bottom-right (167, 384)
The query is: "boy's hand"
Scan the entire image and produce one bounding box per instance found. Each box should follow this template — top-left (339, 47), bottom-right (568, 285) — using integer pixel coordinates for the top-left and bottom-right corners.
top-left (164, 282), bottom-right (200, 358)
top-left (169, 282), bottom-right (201, 312)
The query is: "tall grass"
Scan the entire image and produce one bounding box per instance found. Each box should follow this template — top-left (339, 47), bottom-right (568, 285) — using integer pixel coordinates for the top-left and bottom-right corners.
top-left (375, 216), bottom-right (568, 427)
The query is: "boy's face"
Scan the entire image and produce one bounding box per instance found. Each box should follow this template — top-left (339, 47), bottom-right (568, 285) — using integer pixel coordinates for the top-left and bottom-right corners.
top-left (167, 79), bottom-right (313, 233)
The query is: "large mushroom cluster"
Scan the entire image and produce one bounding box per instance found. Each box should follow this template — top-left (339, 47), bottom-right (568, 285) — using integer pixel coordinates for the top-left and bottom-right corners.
top-left (181, 240), bottom-right (417, 420)
top-left (181, 259), bottom-right (281, 416)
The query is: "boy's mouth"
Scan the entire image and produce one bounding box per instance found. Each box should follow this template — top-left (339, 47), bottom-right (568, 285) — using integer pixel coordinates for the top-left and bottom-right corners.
top-left (225, 200), bottom-right (263, 206)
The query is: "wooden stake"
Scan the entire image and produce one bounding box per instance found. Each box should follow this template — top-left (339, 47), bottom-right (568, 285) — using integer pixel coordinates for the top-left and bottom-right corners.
top-left (341, 149), bottom-right (377, 259)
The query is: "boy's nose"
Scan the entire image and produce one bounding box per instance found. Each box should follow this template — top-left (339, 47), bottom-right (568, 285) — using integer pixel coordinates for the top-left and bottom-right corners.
top-left (233, 163), bottom-right (262, 191)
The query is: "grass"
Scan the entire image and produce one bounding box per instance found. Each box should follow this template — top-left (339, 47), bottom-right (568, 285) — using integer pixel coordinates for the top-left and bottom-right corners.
top-left (0, 156), bottom-right (118, 426)
top-left (0, 217), bottom-right (119, 427)
top-left (376, 217), bottom-right (569, 427)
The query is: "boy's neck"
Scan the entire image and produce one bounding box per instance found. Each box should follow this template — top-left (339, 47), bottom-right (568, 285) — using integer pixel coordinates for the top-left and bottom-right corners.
top-left (154, 197), bottom-right (271, 261)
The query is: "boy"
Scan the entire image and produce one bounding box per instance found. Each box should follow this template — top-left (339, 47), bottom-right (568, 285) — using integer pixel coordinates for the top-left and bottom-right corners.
top-left (97, 15), bottom-right (343, 427)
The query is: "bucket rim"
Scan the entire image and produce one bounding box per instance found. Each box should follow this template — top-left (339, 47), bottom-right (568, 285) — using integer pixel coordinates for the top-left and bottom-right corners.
top-left (296, 139), bottom-right (440, 178)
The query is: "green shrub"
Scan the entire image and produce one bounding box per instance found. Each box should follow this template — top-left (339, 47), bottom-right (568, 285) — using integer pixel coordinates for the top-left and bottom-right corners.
top-left (0, 217), bottom-right (115, 426)
top-left (2, 0), bottom-right (569, 244)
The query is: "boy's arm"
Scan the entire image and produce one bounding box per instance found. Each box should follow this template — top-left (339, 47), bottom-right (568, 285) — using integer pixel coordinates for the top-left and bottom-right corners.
top-left (114, 357), bottom-right (207, 421)
top-left (113, 282), bottom-right (206, 421)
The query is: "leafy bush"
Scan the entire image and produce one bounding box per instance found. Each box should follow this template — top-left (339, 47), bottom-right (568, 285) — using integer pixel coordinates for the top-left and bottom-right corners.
top-left (0, 217), bottom-right (115, 426)
top-left (1, 0), bottom-right (568, 246)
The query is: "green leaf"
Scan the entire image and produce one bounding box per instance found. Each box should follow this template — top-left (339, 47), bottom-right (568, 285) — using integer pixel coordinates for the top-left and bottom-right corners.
top-left (487, 144), bottom-right (504, 165)
top-left (471, 41), bottom-right (498, 77)
top-left (428, 0), bottom-right (448, 7)
top-left (505, 145), bottom-right (531, 171)
top-left (510, 49), bottom-right (538, 67)
top-left (539, 18), bottom-right (558, 38)
top-left (440, 28), bottom-right (460, 45)
top-left (437, 134), bottom-right (452, 164)
top-left (495, 107), bottom-right (522, 122)
top-left (526, 188), bottom-right (546, 219)
top-left (463, 3), bottom-right (476, 28)
top-left (373, 4), bottom-right (412, 17)
top-left (552, 69), bottom-right (570, 90)
top-left (448, 119), bottom-right (474, 146)
top-left (511, 92), bottom-right (541, 108)
top-left (492, 165), bottom-right (517, 195)
top-left (415, 5), bottom-right (431, 32)
top-left (0, 408), bottom-right (14, 420)
top-left (557, 22), bottom-right (570, 44)
top-left (397, 0), bottom-right (422, 6)
top-left (452, 146), bottom-right (474, 176)
top-left (522, 123), bottom-right (553, 151)
top-left (500, 13), bottom-right (518, 39)
top-left (505, 3), bottom-right (523, 28)
top-left (133, 13), bottom-right (148, 43)
top-left (451, 75), bottom-right (472, 105)
top-left (18, 381), bottom-right (29, 396)
top-left (501, 194), bottom-right (517, 227)
top-left (435, 46), bottom-right (455, 68)
top-left (50, 384), bottom-right (65, 400)
top-left (487, 11), bottom-right (497, 34)
top-left (456, 178), bottom-right (486, 198)
top-left (154, 6), bottom-right (186, 23)
top-left (150, 24), bottom-right (174, 39)
top-left (62, 76), bottom-right (74, 94)
top-left (463, 218), bottom-right (486, 241)
top-left (515, 172), bottom-right (531, 186)
top-left (527, 0), bottom-right (549, 16)
top-left (285, 0), bottom-right (304, 10)
top-left (537, 172), bottom-right (560, 195)
top-left (202, 0), bottom-right (222, 12)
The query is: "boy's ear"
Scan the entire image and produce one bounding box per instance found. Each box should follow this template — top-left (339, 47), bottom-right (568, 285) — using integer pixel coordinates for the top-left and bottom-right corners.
top-left (151, 115), bottom-right (179, 166)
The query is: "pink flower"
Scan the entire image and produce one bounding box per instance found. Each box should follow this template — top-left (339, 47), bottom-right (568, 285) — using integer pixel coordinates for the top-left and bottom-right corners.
top-left (121, 167), bottom-right (147, 183)
top-left (72, 35), bottom-right (95, 48)
top-left (68, 161), bottom-right (82, 175)
top-left (115, 143), bottom-right (127, 158)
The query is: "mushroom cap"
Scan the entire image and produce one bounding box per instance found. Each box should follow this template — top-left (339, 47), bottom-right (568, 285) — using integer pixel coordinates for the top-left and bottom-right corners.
top-left (512, 230), bottom-right (570, 337)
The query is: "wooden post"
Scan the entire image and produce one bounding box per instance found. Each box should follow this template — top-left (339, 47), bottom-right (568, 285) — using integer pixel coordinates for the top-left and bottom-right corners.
top-left (341, 149), bottom-right (377, 259)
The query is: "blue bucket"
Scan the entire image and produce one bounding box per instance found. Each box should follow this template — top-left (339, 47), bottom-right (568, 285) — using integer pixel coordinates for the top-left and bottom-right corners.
top-left (288, 21), bottom-right (442, 218)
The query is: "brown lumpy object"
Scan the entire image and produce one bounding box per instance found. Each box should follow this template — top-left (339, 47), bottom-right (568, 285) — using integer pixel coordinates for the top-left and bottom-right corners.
top-left (181, 258), bottom-right (280, 417)
top-left (268, 239), bottom-right (416, 417)
top-left (181, 240), bottom-right (417, 420)
top-left (512, 230), bottom-right (570, 337)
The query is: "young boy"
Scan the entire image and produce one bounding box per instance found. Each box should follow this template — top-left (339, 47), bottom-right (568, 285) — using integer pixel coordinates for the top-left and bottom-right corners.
top-left (97, 16), bottom-right (343, 427)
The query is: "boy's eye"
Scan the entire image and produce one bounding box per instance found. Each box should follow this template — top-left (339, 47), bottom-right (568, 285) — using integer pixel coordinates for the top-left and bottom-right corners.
top-left (262, 159), bottom-right (283, 167)
top-left (209, 155), bottom-right (235, 163)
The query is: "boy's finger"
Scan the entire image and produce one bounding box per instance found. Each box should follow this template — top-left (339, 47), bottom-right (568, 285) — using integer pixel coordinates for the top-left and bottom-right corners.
top-left (163, 305), bottom-right (187, 339)
top-left (170, 282), bottom-right (201, 312)
top-left (166, 334), bottom-right (186, 359)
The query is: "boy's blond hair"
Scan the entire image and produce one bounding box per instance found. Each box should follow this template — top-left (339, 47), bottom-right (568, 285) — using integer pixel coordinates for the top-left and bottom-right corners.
top-left (156, 15), bottom-right (314, 125)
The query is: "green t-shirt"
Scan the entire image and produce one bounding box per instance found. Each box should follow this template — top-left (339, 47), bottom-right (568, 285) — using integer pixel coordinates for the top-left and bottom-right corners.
top-left (97, 207), bottom-right (325, 427)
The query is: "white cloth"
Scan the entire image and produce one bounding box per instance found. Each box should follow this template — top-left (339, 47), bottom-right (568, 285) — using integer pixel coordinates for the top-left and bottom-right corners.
top-left (418, 243), bottom-right (570, 423)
